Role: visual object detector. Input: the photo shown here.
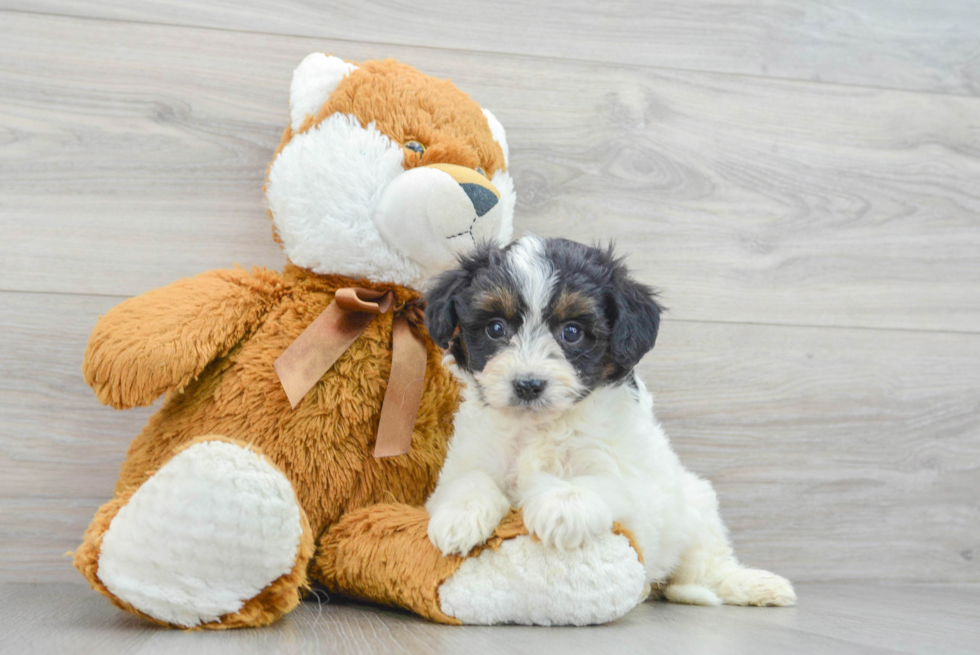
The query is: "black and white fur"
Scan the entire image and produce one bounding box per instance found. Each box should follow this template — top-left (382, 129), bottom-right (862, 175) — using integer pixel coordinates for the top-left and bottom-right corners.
top-left (424, 236), bottom-right (796, 607)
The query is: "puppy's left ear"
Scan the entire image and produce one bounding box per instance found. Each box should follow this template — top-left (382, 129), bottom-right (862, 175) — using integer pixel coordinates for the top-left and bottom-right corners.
top-left (605, 268), bottom-right (662, 379)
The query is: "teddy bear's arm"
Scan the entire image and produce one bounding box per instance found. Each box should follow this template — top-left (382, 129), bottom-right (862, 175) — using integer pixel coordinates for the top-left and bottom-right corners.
top-left (82, 268), bottom-right (279, 409)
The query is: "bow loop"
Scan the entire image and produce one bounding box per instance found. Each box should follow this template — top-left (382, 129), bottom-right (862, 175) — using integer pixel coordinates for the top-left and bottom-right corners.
top-left (274, 286), bottom-right (426, 458)
top-left (334, 287), bottom-right (394, 314)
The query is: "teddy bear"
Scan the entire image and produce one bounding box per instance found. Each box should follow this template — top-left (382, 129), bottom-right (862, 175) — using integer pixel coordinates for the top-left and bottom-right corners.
top-left (73, 54), bottom-right (647, 629)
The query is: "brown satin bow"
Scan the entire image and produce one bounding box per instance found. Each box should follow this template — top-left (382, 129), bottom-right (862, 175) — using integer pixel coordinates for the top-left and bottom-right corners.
top-left (273, 287), bottom-right (428, 458)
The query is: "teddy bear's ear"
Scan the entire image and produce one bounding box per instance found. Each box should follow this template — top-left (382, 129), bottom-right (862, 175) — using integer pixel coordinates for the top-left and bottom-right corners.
top-left (290, 53), bottom-right (358, 131)
top-left (482, 109), bottom-right (509, 167)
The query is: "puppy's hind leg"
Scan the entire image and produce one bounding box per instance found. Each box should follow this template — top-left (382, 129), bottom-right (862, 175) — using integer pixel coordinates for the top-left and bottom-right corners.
top-left (665, 473), bottom-right (797, 607)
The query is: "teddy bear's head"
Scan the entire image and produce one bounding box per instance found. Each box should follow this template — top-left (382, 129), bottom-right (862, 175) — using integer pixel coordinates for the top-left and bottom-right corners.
top-left (266, 54), bottom-right (515, 288)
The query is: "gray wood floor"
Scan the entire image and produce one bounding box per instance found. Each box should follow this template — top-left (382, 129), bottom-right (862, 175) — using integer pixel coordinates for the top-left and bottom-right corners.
top-left (2, 583), bottom-right (979, 655)
top-left (1, 0), bottom-right (979, 651)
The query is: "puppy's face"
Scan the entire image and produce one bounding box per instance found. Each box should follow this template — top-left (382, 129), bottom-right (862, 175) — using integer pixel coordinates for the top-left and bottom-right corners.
top-left (425, 236), bottom-right (662, 416)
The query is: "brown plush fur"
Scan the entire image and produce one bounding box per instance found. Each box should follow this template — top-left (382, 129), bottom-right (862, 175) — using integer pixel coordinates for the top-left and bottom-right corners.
top-left (74, 56), bottom-right (516, 628)
top-left (305, 59), bottom-right (506, 178)
top-left (88, 266), bottom-right (455, 528)
top-left (75, 266), bottom-right (460, 627)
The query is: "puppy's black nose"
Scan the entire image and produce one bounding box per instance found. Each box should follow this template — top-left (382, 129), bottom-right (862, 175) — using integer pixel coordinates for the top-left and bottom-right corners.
top-left (513, 377), bottom-right (546, 401)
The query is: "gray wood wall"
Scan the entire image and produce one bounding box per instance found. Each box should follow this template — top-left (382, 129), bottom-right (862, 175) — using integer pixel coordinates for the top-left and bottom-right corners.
top-left (1, 2), bottom-right (977, 584)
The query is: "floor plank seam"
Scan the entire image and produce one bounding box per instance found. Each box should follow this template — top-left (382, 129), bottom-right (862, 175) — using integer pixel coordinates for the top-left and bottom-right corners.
top-left (0, 288), bottom-right (132, 301)
top-left (3, 288), bottom-right (978, 337)
top-left (2, 7), bottom-right (978, 102)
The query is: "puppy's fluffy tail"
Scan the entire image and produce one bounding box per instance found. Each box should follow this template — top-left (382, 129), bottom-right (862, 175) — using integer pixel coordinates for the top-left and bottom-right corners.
top-left (664, 473), bottom-right (797, 607)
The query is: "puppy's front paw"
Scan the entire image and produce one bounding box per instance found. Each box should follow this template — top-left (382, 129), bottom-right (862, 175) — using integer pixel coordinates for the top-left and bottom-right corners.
top-left (428, 501), bottom-right (507, 556)
top-left (522, 484), bottom-right (613, 550)
top-left (427, 477), bottom-right (511, 556)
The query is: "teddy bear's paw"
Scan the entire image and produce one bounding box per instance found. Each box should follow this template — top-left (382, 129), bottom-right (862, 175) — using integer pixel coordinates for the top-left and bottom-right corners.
top-left (96, 440), bottom-right (305, 627)
top-left (438, 531), bottom-right (646, 626)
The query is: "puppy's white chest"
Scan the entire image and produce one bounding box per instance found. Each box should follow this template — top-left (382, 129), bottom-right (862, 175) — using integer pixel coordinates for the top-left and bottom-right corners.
top-left (503, 425), bottom-right (579, 492)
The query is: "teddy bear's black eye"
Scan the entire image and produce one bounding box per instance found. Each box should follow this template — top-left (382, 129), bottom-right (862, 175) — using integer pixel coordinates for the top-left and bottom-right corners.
top-left (404, 140), bottom-right (425, 155)
top-left (486, 319), bottom-right (508, 340)
top-left (475, 166), bottom-right (486, 176)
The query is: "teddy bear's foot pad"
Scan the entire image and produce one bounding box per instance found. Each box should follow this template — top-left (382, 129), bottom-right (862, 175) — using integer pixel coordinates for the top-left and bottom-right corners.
top-left (438, 532), bottom-right (646, 625)
top-left (96, 440), bottom-right (304, 627)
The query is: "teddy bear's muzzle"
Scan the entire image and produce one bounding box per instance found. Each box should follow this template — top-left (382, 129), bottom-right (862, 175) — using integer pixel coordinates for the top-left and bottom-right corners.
top-left (372, 163), bottom-right (505, 277)
top-left (425, 162), bottom-right (500, 216)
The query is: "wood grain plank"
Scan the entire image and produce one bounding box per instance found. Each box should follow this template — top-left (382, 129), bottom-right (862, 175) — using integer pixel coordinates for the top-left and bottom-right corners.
top-left (2, 291), bottom-right (977, 583)
top-left (1, 13), bottom-right (979, 332)
top-left (650, 318), bottom-right (980, 585)
top-left (1, 582), bottom-right (978, 654)
top-left (0, 498), bottom-right (103, 581)
top-left (0, 292), bottom-right (154, 499)
top-left (4, 1), bottom-right (980, 96)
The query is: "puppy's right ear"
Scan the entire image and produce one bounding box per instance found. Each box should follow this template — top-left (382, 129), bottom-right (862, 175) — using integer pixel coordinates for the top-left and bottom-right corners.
top-left (604, 252), bottom-right (663, 380)
top-left (424, 268), bottom-right (469, 349)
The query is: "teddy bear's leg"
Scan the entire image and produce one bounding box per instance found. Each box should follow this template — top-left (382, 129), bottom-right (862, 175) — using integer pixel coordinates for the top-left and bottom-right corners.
top-left (313, 504), bottom-right (647, 626)
top-left (74, 437), bottom-right (314, 629)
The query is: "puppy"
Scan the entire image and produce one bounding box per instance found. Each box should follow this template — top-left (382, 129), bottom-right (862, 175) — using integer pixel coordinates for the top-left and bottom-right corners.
top-left (423, 236), bottom-right (796, 607)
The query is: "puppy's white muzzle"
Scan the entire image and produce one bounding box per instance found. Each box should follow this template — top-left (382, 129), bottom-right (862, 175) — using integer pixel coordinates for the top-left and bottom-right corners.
top-left (475, 336), bottom-right (585, 417)
top-left (373, 164), bottom-right (503, 276)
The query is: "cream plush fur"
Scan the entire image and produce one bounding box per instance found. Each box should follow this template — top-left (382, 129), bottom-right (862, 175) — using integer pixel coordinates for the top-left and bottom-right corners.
top-left (439, 531), bottom-right (646, 625)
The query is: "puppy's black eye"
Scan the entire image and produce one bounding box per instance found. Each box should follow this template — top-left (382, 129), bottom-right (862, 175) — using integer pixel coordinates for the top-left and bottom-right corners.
top-left (486, 319), bottom-right (508, 340)
top-left (561, 323), bottom-right (583, 344)
top-left (404, 140), bottom-right (425, 155)
top-left (475, 166), bottom-right (486, 176)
